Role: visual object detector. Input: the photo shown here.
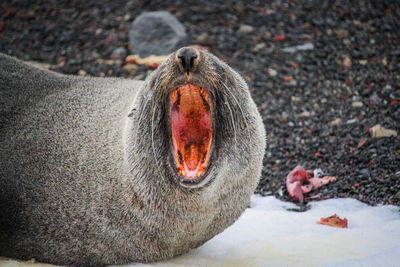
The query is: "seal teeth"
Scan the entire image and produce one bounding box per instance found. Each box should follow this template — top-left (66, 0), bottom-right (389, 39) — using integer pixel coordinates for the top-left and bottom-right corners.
top-left (177, 90), bottom-right (181, 105)
top-left (200, 88), bottom-right (210, 109)
top-left (178, 150), bottom-right (183, 164)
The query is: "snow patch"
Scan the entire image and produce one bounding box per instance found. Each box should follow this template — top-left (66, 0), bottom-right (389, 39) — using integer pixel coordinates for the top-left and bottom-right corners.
top-left (127, 195), bottom-right (400, 267)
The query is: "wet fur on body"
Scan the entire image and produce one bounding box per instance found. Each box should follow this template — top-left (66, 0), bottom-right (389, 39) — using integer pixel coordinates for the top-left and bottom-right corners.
top-left (0, 50), bottom-right (265, 266)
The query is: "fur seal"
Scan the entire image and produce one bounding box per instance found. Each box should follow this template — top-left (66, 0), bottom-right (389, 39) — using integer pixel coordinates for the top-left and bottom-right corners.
top-left (0, 47), bottom-right (265, 266)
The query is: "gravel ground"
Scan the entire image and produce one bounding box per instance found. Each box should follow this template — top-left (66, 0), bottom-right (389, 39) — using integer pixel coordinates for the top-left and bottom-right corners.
top-left (1, 0), bottom-right (399, 206)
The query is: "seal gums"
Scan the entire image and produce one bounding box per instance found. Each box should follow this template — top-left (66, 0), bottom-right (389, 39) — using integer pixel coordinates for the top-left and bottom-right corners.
top-left (170, 85), bottom-right (212, 179)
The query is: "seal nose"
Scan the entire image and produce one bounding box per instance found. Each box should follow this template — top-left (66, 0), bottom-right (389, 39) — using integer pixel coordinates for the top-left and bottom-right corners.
top-left (177, 47), bottom-right (198, 74)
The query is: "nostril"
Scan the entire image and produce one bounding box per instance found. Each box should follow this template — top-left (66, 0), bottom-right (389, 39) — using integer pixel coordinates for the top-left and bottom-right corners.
top-left (178, 55), bottom-right (197, 73)
top-left (177, 48), bottom-right (198, 74)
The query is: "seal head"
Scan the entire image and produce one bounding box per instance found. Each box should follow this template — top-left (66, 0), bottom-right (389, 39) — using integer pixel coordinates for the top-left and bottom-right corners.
top-left (126, 46), bottom-right (265, 190)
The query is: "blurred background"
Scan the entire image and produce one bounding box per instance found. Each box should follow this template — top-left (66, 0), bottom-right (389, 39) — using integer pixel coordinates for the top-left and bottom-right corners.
top-left (1, 0), bottom-right (399, 205)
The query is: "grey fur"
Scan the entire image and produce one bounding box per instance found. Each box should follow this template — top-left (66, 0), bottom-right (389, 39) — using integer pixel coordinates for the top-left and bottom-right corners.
top-left (0, 49), bottom-right (265, 266)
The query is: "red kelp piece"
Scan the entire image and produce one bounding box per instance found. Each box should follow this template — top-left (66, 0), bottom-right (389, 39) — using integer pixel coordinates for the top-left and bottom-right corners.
top-left (286, 165), bottom-right (336, 203)
top-left (286, 166), bottom-right (309, 202)
top-left (317, 214), bottom-right (348, 228)
top-left (309, 176), bottom-right (336, 189)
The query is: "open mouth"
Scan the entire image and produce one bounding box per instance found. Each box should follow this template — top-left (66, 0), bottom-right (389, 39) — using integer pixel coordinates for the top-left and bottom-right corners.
top-left (170, 84), bottom-right (213, 183)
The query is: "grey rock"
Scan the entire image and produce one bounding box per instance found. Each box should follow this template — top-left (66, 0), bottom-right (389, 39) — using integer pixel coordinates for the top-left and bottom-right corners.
top-left (346, 118), bottom-right (358, 124)
top-left (110, 47), bottom-right (127, 60)
top-left (237, 24), bottom-right (254, 34)
top-left (352, 101), bottom-right (363, 107)
top-left (282, 43), bottom-right (314, 53)
top-left (369, 92), bottom-right (381, 104)
top-left (129, 11), bottom-right (187, 57)
top-left (281, 46), bottom-right (297, 53)
top-left (358, 168), bottom-right (370, 176)
top-left (297, 43), bottom-right (314, 50)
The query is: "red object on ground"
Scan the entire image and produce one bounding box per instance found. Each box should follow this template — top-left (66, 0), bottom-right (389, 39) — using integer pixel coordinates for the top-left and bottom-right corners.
top-left (286, 165), bottom-right (336, 203)
top-left (126, 58), bottom-right (137, 64)
top-left (317, 214), bottom-right (348, 228)
top-left (148, 63), bottom-right (159, 69)
top-left (273, 35), bottom-right (286, 41)
top-left (286, 166), bottom-right (309, 202)
top-left (309, 176), bottom-right (336, 189)
top-left (357, 139), bottom-right (367, 148)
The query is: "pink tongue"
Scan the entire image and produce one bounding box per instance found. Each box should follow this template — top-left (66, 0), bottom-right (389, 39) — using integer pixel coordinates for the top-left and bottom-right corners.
top-left (184, 164), bottom-right (200, 178)
top-left (182, 144), bottom-right (202, 178)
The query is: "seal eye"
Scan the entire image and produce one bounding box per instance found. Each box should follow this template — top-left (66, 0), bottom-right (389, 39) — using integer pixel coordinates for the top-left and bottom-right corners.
top-left (170, 85), bottom-right (212, 180)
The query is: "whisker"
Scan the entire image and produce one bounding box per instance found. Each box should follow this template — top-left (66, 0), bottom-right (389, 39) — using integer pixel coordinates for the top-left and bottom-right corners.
top-left (151, 98), bottom-right (163, 178)
top-left (199, 69), bottom-right (252, 145)
top-left (134, 95), bottom-right (151, 148)
top-left (221, 81), bottom-right (251, 140)
top-left (224, 97), bottom-right (238, 153)
top-left (134, 75), bottom-right (164, 148)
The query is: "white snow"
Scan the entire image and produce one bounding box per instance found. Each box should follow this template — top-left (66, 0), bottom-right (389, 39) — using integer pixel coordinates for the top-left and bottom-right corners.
top-left (134, 195), bottom-right (400, 267)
